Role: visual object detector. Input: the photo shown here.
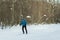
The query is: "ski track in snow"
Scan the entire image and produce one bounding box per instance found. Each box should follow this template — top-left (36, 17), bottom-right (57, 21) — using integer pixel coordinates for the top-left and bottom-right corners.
top-left (0, 24), bottom-right (60, 40)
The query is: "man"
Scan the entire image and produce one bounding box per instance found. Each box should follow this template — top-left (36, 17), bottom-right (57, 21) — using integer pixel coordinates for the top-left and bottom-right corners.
top-left (20, 18), bottom-right (28, 34)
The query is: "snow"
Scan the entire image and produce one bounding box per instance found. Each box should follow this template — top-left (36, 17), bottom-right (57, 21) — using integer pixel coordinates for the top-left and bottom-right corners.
top-left (0, 24), bottom-right (60, 40)
top-left (26, 16), bottom-right (31, 18)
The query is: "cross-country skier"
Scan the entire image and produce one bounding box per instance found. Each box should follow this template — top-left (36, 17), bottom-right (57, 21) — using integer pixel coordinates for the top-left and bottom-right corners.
top-left (20, 18), bottom-right (28, 34)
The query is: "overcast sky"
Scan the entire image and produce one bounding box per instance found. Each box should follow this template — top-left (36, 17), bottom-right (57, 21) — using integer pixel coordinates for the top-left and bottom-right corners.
top-left (47, 0), bottom-right (60, 3)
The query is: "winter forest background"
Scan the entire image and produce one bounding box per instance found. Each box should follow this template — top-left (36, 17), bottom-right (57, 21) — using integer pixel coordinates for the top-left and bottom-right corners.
top-left (0, 0), bottom-right (60, 40)
top-left (0, 0), bottom-right (60, 26)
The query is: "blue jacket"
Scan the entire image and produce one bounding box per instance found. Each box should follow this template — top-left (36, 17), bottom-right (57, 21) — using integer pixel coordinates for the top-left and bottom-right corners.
top-left (20, 19), bottom-right (27, 26)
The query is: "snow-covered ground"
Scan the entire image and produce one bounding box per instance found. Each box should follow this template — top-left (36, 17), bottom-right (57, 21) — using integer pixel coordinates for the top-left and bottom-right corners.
top-left (0, 24), bottom-right (60, 40)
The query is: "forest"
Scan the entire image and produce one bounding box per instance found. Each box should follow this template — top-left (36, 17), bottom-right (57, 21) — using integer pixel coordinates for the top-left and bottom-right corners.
top-left (0, 0), bottom-right (60, 26)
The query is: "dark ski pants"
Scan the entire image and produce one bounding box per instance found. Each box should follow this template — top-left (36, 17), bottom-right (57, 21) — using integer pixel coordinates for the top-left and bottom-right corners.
top-left (22, 25), bottom-right (27, 34)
